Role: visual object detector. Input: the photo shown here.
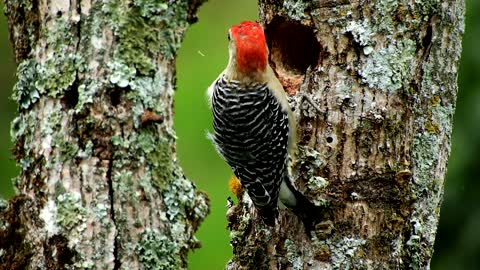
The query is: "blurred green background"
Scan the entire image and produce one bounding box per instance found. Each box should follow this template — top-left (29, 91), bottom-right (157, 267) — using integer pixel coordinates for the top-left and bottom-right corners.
top-left (0, 0), bottom-right (478, 269)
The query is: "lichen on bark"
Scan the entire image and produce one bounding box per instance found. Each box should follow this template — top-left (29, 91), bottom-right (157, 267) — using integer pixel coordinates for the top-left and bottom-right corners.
top-left (226, 0), bottom-right (464, 269)
top-left (1, 0), bottom-right (209, 269)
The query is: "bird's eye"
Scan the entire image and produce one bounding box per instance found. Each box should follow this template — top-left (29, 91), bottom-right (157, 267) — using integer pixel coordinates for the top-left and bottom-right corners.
top-left (227, 32), bottom-right (231, 41)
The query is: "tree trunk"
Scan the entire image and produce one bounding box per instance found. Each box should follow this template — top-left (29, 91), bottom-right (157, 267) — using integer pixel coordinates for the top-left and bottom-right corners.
top-left (227, 1), bottom-right (464, 269)
top-left (0, 0), bottom-right (209, 269)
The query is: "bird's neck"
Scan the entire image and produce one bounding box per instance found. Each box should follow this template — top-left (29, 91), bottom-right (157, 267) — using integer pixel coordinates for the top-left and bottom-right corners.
top-left (224, 59), bottom-right (266, 84)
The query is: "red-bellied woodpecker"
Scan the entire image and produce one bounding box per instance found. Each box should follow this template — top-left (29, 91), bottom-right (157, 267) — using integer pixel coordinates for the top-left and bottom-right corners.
top-left (207, 21), bottom-right (321, 228)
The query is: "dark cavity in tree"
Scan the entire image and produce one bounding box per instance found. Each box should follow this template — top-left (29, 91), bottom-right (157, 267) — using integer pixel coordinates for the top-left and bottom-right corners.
top-left (61, 79), bottom-right (79, 110)
top-left (265, 17), bottom-right (320, 75)
top-left (109, 87), bottom-right (123, 107)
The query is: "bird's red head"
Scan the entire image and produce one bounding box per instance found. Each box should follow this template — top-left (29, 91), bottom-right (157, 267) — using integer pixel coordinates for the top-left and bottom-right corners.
top-left (229, 21), bottom-right (268, 74)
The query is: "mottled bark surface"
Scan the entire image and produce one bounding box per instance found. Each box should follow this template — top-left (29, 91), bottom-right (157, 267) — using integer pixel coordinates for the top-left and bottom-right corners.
top-left (227, 1), bottom-right (464, 269)
top-left (0, 0), bottom-right (209, 269)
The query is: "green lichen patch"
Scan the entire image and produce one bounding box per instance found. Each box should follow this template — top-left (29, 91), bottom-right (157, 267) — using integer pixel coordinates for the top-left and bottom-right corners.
top-left (328, 236), bottom-right (367, 269)
top-left (10, 110), bottom-right (35, 146)
top-left (149, 137), bottom-right (174, 190)
top-left (376, 0), bottom-right (398, 16)
top-left (74, 83), bottom-right (94, 113)
top-left (307, 176), bottom-right (328, 192)
top-left (56, 192), bottom-right (88, 232)
top-left (284, 239), bottom-right (303, 270)
top-left (344, 20), bottom-right (375, 47)
top-left (111, 128), bottom-right (211, 263)
top-left (35, 54), bottom-right (79, 98)
top-left (112, 128), bottom-right (175, 193)
top-left (105, 0), bottom-right (190, 82)
top-left (12, 59), bottom-right (39, 110)
top-left (359, 39), bottom-right (417, 92)
top-left (92, 202), bottom-right (110, 225)
top-left (163, 167), bottom-right (209, 227)
top-left (404, 217), bottom-right (426, 270)
top-left (103, 1), bottom-right (192, 135)
top-left (41, 108), bottom-right (63, 136)
top-left (282, 0), bottom-right (311, 21)
top-left (136, 228), bottom-right (182, 269)
top-left (307, 176), bottom-right (329, 207)
top-left (229, 204), bottom-right (253, 246)
top-left (11, 15), bottom-right (82, 110)
top-left (37, 18), bottom-right (81, 96)
top-left (413, 0), bottom-right (441, 18)
top-left (73, 259), bottom-right (95, 269)
top-left (295, 145), bottom-right (323, 174)
top-left (189, 190), bottom-right (210, 228)
top-left (292, 146), bottom-right (328, 206)
top-left (130, 74), bottom-right (168, 110)
top-left (112, 127), bottom-right (174, 186)
top-left (411, 127), bottom-right (441, 188)
top-left (108, 61), bottom-right (136, 88)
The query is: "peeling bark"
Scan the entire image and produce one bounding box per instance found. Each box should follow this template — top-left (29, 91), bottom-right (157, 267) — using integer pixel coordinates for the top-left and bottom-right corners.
top-left (0, 0), bottom-right (209, 269)
top-left (227, 1), bottom-right (464, 269)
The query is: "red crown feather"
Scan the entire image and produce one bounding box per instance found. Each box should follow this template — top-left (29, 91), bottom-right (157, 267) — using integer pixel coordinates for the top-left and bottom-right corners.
top-left (230, 21), bottom-right (268, 74)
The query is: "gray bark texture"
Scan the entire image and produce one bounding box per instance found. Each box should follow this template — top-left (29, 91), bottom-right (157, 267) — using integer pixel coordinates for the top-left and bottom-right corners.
top-left (0, 0), bottom-right (209, 269)
top-left (226, 1), bottom-right (464, 269)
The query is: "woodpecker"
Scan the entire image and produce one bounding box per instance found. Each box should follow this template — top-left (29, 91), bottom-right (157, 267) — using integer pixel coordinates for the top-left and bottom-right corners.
top-left (207, 21), bottom-right (320, 228)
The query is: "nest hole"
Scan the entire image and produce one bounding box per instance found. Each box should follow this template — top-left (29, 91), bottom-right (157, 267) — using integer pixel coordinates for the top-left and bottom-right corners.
top-left (265, 17), bottom-right (320, 76)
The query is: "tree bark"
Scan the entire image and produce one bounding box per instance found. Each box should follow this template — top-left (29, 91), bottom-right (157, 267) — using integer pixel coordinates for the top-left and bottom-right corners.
top-left (0, 0), bottom-right (209, 269)
top-left (227, 1), bottom-right (464, 269)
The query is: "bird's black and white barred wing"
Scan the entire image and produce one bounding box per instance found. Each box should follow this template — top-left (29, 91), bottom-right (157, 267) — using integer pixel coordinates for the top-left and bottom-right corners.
top-left (209, 76), bottom-right (291, 211)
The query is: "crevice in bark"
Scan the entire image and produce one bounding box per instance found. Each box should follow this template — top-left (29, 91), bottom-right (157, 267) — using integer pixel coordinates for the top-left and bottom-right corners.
top-left (354, 87), bottom-right (367, 172)
top-left (411, 15), bottom-right (436, 95)
top-left (344, 31), bottom-right (363, 63)
top-left (109, 87), bottom-right (123, 107)
top-left (73, 0), bottom-right (82, 50)
top-left (61, 77), bottom-right (80, 110)
top-left (106, 155), bottom-right (120, 270)
top-left (422, 23), bottom-right (433, 53)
